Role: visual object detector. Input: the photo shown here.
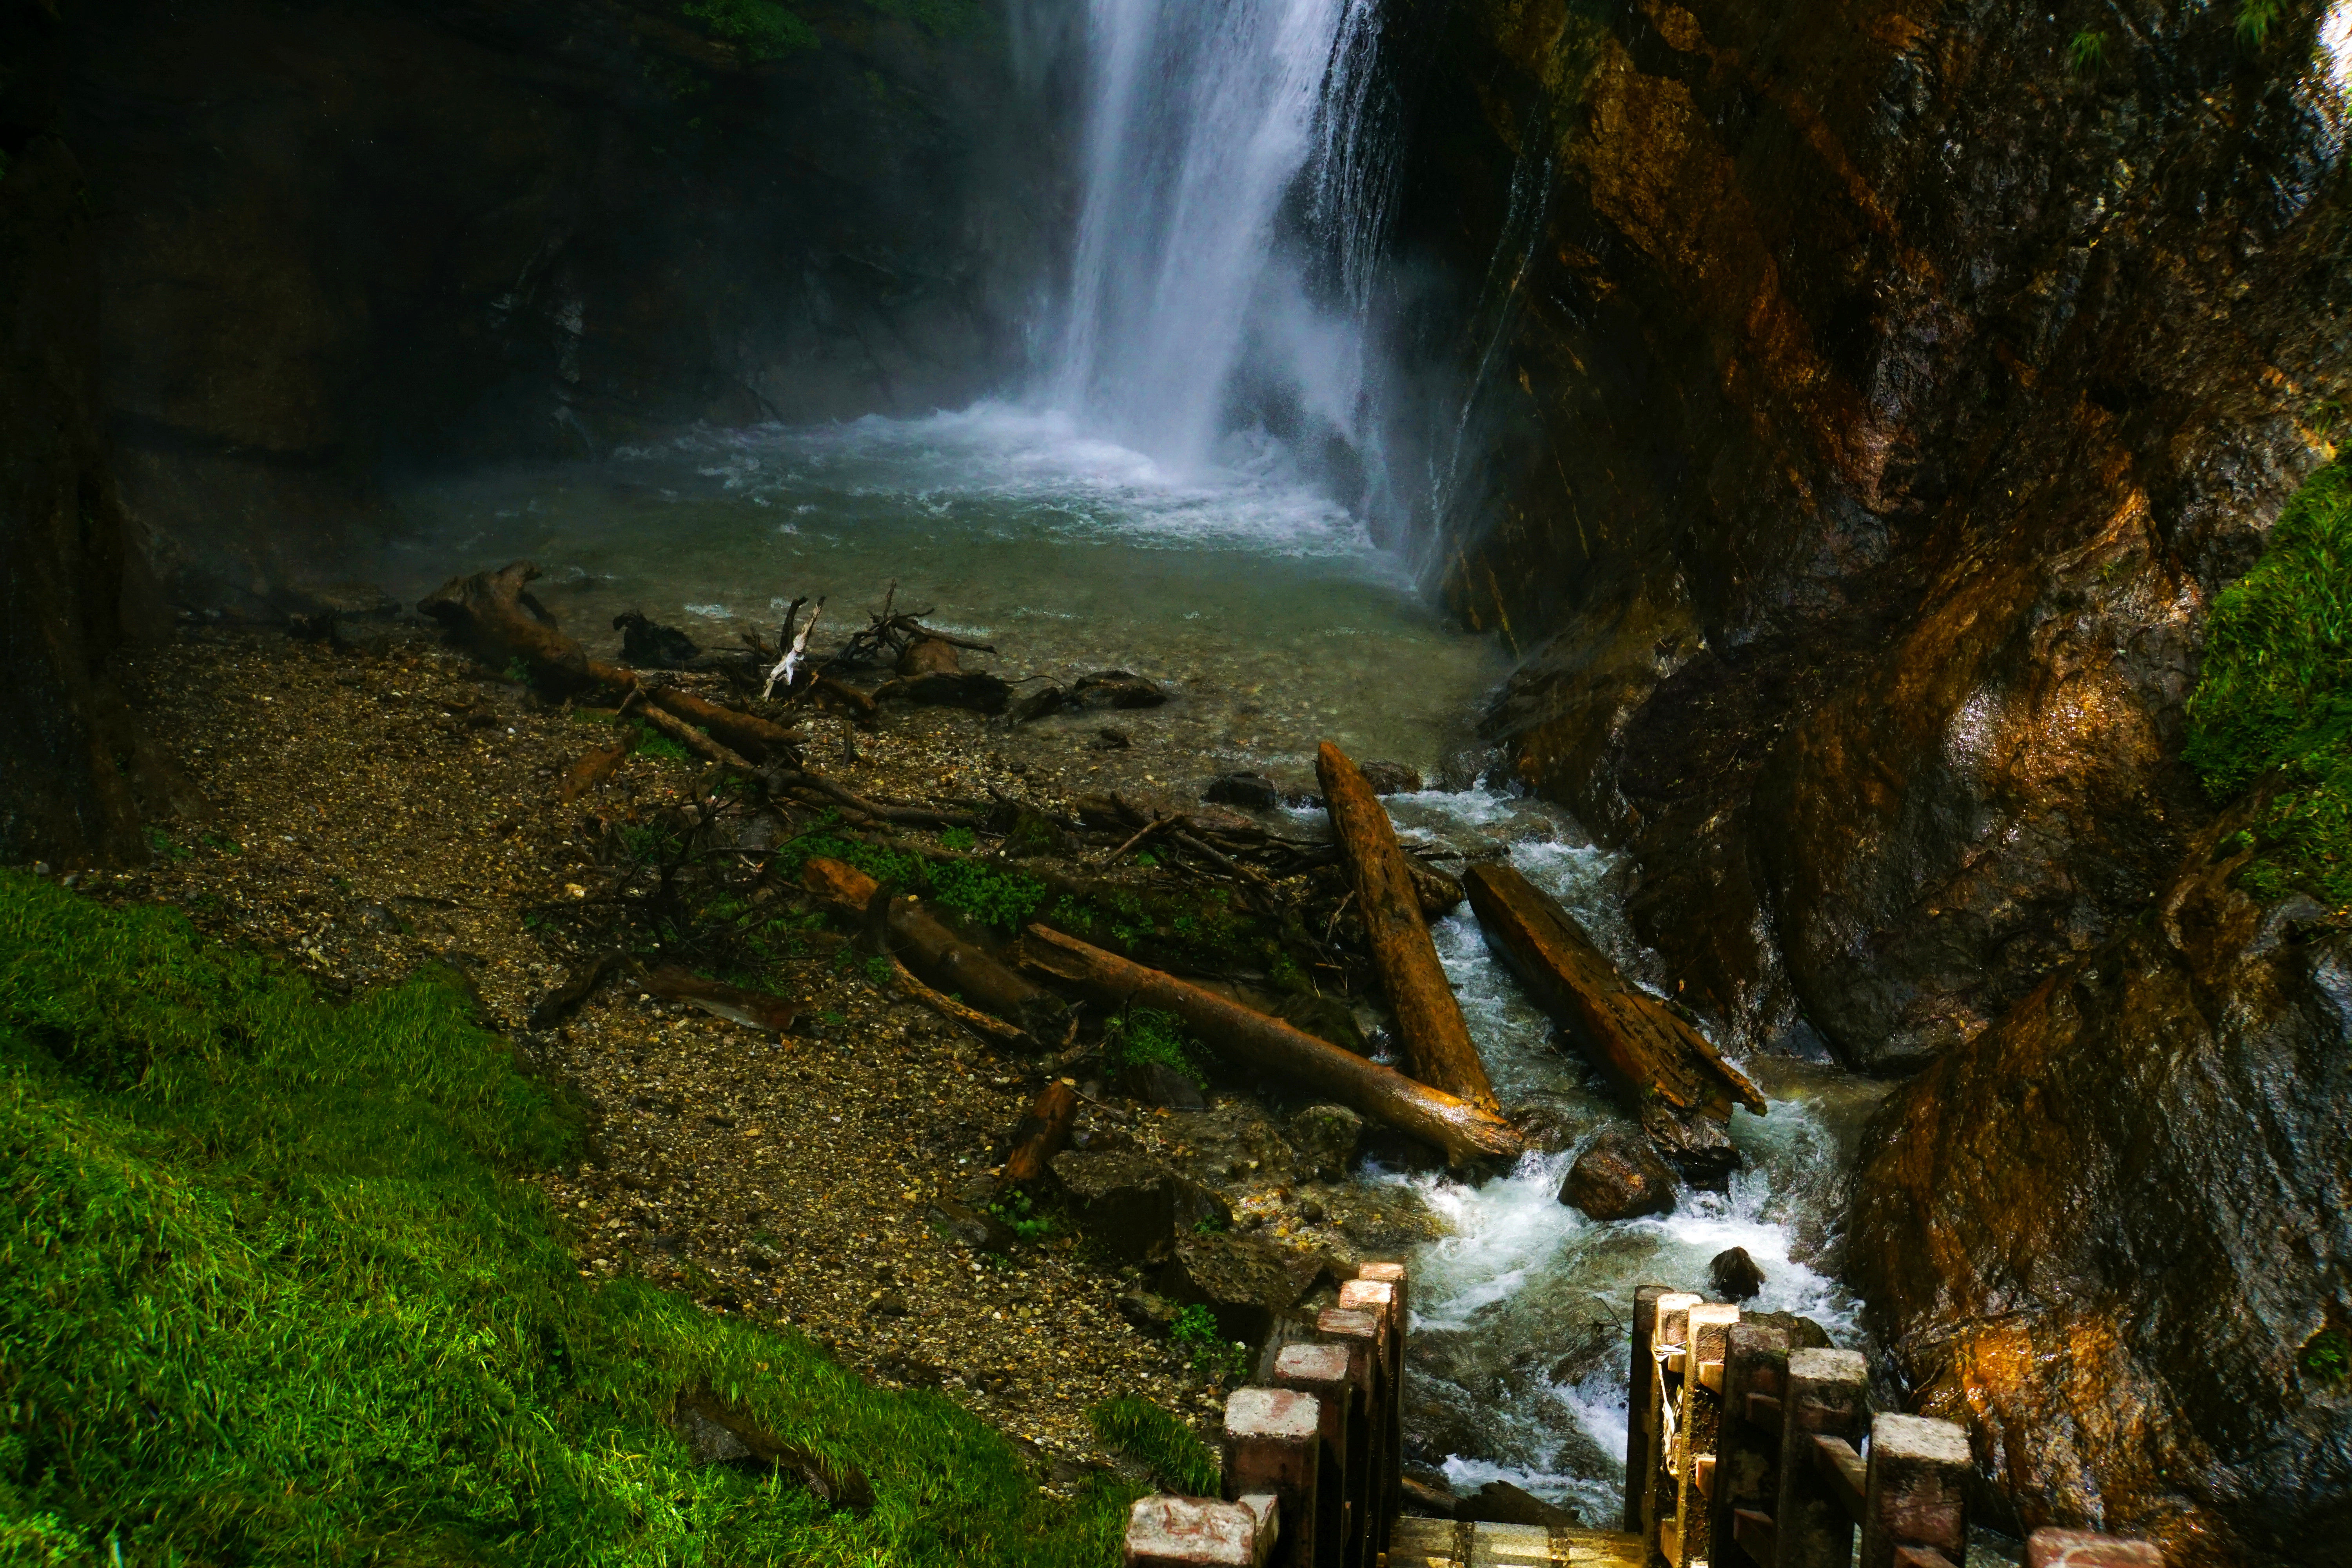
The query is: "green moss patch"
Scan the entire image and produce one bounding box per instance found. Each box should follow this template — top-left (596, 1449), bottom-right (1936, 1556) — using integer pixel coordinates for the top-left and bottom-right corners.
top-left (2187, 461), bottom-right (2352, 910)
top-left (0, 870), bottom-right (1167, 1564)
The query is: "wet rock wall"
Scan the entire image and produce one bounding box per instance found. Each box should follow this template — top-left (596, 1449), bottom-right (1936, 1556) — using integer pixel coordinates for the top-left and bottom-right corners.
top-left (1388, 0), bottom-right (2352, 1069)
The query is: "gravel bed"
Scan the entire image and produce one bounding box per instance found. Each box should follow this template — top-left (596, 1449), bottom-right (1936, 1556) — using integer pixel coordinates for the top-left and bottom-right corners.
top-left (64, 619), bottom-right (1435, 1486)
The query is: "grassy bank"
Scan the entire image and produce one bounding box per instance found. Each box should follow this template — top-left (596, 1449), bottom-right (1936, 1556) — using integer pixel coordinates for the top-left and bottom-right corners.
top-left (0, 871), bottom-right (1197, 1566)
top-left (2186, 460), bottom-right (2352, 910)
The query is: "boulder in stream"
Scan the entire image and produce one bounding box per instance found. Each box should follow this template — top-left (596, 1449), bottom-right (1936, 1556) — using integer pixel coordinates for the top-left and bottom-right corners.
top-left (1558, 1125), bottom-right (1676, 1221)
top-left (1356, 759), bottom-right (1422, 795)
top-left (1073, 669), bottom-right (1166, 709)
top-left (1204, 771), bottom-right (1281, 810)
top-left (1708, 1245), bottom-right (1766, 1301)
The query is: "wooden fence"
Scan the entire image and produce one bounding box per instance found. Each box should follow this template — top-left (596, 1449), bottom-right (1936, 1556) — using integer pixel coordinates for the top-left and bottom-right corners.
top-left (1627, 1287), bottom-right (2165, 1568)
top-left (1121, 1273), bottom-right (2169, 1568)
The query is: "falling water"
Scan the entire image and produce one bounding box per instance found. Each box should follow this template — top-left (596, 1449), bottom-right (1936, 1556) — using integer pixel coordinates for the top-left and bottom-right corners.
top-left (1053, 0), bottom-right (1392, 483)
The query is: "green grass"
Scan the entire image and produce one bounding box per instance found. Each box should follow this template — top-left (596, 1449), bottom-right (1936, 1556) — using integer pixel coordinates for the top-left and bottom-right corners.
top-left (1166, 1308), bottom-right (1248, 1387)
top-left (0, 870), bottom-right (1183, 1564)
top-left (777, 831), bottom-right (1047, 933)
top-left (680, 0), bottom-right (818, 59)
top-left (1085, 1401), bottom-right (1216, 1497)
top-left (2186, 462), bottom-right (2352, 910)
top-left (1100, 1009), bottom-right (1206, 1089)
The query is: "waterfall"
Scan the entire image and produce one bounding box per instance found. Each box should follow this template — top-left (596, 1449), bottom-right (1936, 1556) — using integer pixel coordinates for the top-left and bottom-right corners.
top-left (1052, 0), bottom-right (1394, 487)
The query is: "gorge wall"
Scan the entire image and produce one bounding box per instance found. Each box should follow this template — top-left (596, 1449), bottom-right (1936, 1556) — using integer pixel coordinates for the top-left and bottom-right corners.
top-left (1387, 0), bottom-right (2352, 1559)
top-left (1394, 0), bottom-right (2351, 1069)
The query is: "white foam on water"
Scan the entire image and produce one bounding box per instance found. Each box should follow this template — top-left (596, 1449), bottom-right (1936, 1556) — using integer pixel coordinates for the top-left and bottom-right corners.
top-left (1363, 776), bottom-right (1867, 1512)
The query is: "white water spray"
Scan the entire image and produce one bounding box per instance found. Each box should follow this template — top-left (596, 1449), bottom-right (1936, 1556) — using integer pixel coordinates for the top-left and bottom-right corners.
top-left (1053, 0), bottom-right (1392, 480)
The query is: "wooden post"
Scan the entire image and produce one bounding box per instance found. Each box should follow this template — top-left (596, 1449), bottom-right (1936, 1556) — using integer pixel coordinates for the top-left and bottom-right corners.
top-left (1274, 1343), bottom-right (1354, 1568)
top-left (1667, 1303), bottom-right (1739, 1567)
top-left (1317, 1306), bottom-right (1385, 1568)
top-left (1127, 1493), bottom-right (1281, 1568)
top-left (1626, 1285), bottom-right (1670, 1535)
top-left (1335, 1278), bottom-right (1401, 1541)
top-left (1860, 1414), bottom-right (1970, 1568)
top-left (1225, 1388), bottom-right (1323, 1568)
top-left (1710, 1320), bottom-right (1788, 1567)
top-left (1641, 1292), bottom-right (1704, 1560)
top-left (1356, 1262), bottom-right (1409, 1553)
top-left (1773, 1348), bottom-right (1868, 1568)
top-left (2025, 1529), bottom-right (2163, 1568)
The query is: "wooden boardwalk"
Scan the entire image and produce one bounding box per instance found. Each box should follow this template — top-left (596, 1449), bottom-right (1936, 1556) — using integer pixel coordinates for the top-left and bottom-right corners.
top-left (1387, 1519), bottom-right (1647, 1567)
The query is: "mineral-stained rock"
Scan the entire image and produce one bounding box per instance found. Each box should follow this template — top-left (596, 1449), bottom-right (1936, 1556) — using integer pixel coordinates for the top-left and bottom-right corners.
top-left (1050, 1149), bottom-right (1229, 1265)
top-left (1157, 1232), bottom-right (1320, 1347)
top-left (1708, 1246), bottom-right (1765, 1301)
top-left (1850, 810), bottom-right (2352, 1564)
top-left (1289, 1103), bottom-right (1363, 1180)
top-left (1558, 1126), bottom-right (1676, 1221)
top-left (1459, 1481), bottom-right (1579, 1529)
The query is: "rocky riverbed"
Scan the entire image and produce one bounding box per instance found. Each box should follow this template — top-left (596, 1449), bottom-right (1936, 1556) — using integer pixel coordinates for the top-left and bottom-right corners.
top-left (63, 613), bottom-right (1481, 1485)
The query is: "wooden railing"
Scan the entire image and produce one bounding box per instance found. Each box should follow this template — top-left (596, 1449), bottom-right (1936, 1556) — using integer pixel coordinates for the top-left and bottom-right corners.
top-left (1123, 1261), bottom-right (1408, 1568)
top-left (1628, 1286), bottom-right (2166, 1568)
top-left (1122, 1275), bottom-right (2171, 1568)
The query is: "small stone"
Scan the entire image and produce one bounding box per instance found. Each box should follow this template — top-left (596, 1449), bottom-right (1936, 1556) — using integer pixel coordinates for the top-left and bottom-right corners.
top-left (1356, 760), bottom-right (1423, 795)
top-left (1203, 771), bottom-right (1281, 810)
top-left (1007, 685), bottom-right (1065, 725)
top-left (612, 610), bottom-right (700, 668)
top-left (1072, 670), bottom-right (1167, 709)
top-left (869, 1290), bottom-right (909, 1316)
top-left (1126, 1060), bottom-right (1206, 1110)
top-left (1116, 1288), bottom-right (1180, 1334)
top-left (1296, 1197), bottom-right (1325, 1224)
top-left (1558, 1125), bottom-right (1677, 1221)
top-left (1091, 727), bottom-right (1132, 750)
top-left (1458, 1480), bottom-right (1580, 1528)
top-left (1288, 1103), bottom-right (1363, 1180)
top-left (1709, 1245), bottom-right (1767, 1301)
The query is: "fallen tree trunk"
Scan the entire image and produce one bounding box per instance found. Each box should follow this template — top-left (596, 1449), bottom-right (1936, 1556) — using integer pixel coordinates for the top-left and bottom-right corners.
top-left (1003, 1078), bottom-right (1079, 1183)
top-left (1317, 741), bottom-right (1497, 1111)
top-left (1463, 861), bottom-right (1765, 1163)
top-left (418, 561), bottom-right (802, 761)
top-left (1016, 924), bottom-right (1522, 1167)
top-left (800, 855), bottom-right (1063, 1036)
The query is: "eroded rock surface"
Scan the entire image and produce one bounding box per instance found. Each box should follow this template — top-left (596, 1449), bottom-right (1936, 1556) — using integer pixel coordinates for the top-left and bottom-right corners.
top-left (1850, 809), bottom-right (2352, 1564)
top-left (1396, 0), bottom-right (2352, 1065)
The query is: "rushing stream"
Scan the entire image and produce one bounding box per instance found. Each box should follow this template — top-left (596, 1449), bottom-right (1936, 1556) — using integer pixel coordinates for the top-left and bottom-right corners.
top-left (371, 0), bottom-right (1893, 1527)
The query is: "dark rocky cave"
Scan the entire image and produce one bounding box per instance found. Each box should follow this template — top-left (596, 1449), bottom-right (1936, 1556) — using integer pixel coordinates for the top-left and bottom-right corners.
top-left (4, 0), bottom-right (2350, 1562)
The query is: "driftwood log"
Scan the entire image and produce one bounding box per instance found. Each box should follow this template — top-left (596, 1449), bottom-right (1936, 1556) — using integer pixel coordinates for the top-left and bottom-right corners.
top-left (1316, 741), bottom-right (1498, 1111)
top-left (1015, 924), bottom-right (1522, 1167)
top-left (799, 855), bottom-right (1064, 1036)
top-left (1003, 1079), bottom-right (1080, 1183)
top-left (1464, 862), bottom-right (1764, 1178)
top-left (419, 561), bottom-right (802, 761)
top-left (642, 965), bottom-right (801, 1034)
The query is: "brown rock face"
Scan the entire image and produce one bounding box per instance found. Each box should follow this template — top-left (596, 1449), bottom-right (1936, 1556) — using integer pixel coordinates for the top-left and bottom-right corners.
top-left (1849, 809), bottom-right (2352, 1564)
top-left (1392, 0), bottom-right (2352, 1065)
top-left (1557, 1125), bottom-right (1676, 1221)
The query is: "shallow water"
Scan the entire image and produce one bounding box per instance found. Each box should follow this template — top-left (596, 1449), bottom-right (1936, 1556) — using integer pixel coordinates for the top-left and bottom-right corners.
top-left (384, 411), bottom-right (1886, 1524)
top-left (377, 408), bottom-right (1508, 782)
